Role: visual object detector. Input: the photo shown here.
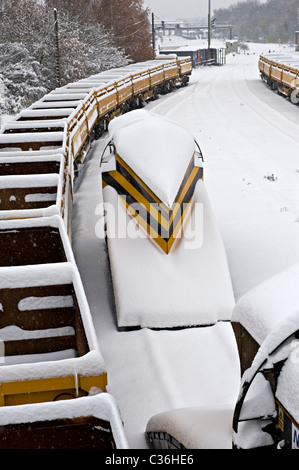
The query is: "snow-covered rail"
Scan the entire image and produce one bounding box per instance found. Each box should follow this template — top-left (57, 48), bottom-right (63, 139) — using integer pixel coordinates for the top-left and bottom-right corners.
top-left (258, 53), bottom-right (299, 104)
top-left (0, 56), bottom-right (191, 448)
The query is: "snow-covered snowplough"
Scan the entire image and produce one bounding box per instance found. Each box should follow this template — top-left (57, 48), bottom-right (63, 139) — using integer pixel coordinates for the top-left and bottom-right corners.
top-left (100, 109), bottom-right (236, 330)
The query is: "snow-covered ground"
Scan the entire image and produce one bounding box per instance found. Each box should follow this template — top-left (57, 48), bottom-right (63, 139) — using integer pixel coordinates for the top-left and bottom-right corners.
top-left (71, 41), bottom-right (299, 448)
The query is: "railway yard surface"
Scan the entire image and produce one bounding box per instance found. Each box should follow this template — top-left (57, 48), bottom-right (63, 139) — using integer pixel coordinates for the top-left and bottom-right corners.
top-left (70, 42), bottom-right (299, 448)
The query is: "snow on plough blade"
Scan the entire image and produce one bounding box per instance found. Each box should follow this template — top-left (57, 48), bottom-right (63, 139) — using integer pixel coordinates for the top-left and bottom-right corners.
top-left (0, 57), bottom-right (192, 448)
top-left (102, 111), bottom-right (203, 255)
top-left (100, 110), bottom-right (236, 328)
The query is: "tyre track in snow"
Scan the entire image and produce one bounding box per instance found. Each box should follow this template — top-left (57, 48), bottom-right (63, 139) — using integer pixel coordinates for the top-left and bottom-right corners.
top-left (149, 55), bottom-right (299, 299)
top-left (146, 77), bottom-right (207, 116)
top-left (198, 58), bottom-right (299, 298)
top-left (230, 59), bottom-right (299, 218)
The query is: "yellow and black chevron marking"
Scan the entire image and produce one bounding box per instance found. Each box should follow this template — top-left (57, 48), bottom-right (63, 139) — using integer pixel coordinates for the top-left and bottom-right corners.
top-left (102, 154), bottom-right (203, 254)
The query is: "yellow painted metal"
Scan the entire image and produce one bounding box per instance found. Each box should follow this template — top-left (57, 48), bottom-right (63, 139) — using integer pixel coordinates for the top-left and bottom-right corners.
top-left (0, 372), bottom-right (107, 407)
top-left (259, 54), bottom-right (299, 94)
top-left (102, 152), bottom-right (202, 254)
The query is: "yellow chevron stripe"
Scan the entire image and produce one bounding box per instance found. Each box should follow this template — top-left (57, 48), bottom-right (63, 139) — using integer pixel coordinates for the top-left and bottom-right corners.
top-left (123, 191), bottom-right (193, 254)
top-left (102, 153), bottom-right (202, 254)
top-left (124, 197), bottom-right (168, 253)
top-left (117, 154), bottom-right (169, 213)
top-left (109, 170), bottom-right (170, 231)
top-left (170, 166), bottom-right (200, 225)
top-left (168, 199), bottom-right (192, 252)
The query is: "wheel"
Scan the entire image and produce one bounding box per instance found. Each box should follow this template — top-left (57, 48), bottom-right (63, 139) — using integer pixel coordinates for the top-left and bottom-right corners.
top-left (290, 89), bottom-right (299, 105)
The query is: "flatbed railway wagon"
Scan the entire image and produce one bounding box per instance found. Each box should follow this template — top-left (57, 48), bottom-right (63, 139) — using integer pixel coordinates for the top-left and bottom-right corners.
top-left (0, 57), bottom-right (192, 448)
top-left (0, 392), bottom-right (128, 449)
top-left (0, 214), bottom-right (120, 448)
top-left (258, 53), bottom-right (299, 104)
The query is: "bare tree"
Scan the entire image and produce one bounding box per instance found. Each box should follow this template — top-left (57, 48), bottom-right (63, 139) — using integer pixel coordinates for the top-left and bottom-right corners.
top-left (93, 0), bottom-right (154, 62)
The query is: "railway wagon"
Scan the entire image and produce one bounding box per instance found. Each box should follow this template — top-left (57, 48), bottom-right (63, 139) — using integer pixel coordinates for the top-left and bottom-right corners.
top-left (231, 262), bottom-right (299, 449)
top-left (0, 391), bottom-right (128, 449)
top-left (0, 56), bottom-right (192, 448)
top-left (0, 215), bottom-right (107, 406)
top-left (0, 215), bottom-right (117, 447)
top-left (258, 53), bottom-right (299, 104)
top-left (0, 56), bottom-right (192, 212)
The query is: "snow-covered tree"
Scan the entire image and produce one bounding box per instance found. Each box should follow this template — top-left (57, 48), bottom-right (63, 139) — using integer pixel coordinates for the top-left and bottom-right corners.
top-left (0, 43), bottom-right (47, 114)
top-left (0, 0), bottom-right (129, 113)
top-left (54, 9), bottom-right (129, 85)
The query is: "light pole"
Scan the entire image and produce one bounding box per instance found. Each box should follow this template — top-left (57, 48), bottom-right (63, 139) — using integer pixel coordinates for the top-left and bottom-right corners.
top-left (54, 8), bottom-right (61, 88)
top-left (208, 0), bottom-right (211, 54)
top-left (152, 12), bottom-right (156, 57)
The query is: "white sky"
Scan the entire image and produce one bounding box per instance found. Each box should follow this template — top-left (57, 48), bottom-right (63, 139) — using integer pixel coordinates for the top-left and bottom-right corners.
top-left (143, 0), bottom-right (266, 19)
